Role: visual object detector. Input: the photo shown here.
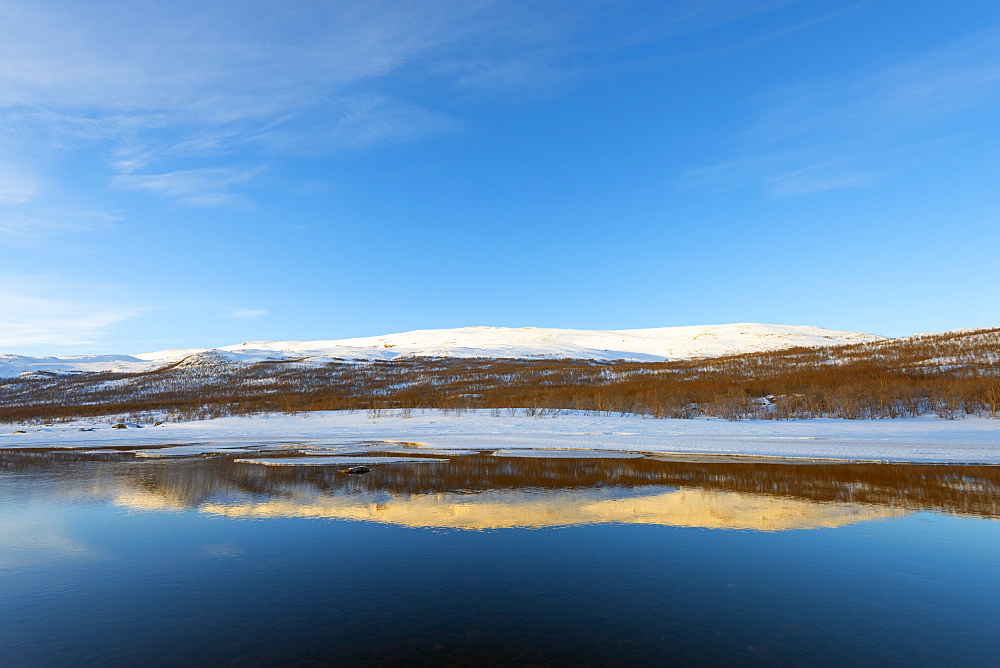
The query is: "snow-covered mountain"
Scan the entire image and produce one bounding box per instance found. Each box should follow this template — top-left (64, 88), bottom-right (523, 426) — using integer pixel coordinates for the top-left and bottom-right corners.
top-left (0, 323), bottom-right (885, 377)
top-left (0, 323), bottom-right (887, 377)
top-left (0, 354), bottom-right (155, 378)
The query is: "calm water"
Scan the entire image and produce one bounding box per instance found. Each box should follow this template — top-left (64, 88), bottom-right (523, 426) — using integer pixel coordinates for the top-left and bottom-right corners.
top-left (2, 446), bottom-right (1000, 666)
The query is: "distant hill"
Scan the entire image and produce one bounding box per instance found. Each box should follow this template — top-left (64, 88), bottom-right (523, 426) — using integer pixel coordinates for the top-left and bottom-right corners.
top-left (1, 322), bottom-right (885, 377)
top-left (2, 325), bottom-right (997, 424)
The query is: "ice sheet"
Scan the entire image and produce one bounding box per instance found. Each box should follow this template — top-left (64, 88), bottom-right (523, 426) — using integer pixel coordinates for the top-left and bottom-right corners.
top-left (234, 456), bottom-right (450, 466)
top-left (3, 410), bottom-right (999, 464)
top-left (491, 449), bottom-right (645, 459)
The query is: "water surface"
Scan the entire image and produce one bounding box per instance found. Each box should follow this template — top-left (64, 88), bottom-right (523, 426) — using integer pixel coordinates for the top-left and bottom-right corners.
top-left (2, 446), bottom-right (999, 666)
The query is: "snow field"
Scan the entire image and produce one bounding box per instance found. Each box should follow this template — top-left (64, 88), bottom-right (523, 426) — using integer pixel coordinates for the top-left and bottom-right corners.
top-left (2, 409), bottom-right (998, 464)
top-left (0, 322), bottom-right (885, 376)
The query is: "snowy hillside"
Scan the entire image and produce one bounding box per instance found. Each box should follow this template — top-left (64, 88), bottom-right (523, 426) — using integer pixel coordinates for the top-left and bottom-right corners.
top-left (139, 323), bottom-right (886, 364)
top-left (0, 354), bottom-right (157, 378)
top-left (1, 323), bottom-right (886, 377)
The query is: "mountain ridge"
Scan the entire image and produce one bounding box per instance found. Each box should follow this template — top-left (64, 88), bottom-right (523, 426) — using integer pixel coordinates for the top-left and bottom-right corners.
top-left (0, 323), bottom-right (887, 377)
top-left (1, 326), bottom-right (996, 424)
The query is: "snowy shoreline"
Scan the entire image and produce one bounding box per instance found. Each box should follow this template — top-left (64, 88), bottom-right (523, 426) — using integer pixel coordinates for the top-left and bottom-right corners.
top-left (2, 409), bottom-right (999, 464)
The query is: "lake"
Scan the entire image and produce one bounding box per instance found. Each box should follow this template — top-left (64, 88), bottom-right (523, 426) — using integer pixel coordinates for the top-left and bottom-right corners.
top-left (2, 445), bottom-right (999, 666)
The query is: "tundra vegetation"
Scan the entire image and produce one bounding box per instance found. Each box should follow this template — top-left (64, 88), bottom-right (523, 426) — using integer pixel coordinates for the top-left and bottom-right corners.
top-left (1, 328), bottom-right (998, 424)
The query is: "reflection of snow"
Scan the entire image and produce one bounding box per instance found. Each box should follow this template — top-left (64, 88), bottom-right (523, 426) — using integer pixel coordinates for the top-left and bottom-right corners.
top-left (134, 445), bottom-right (255, 457)
top-left (491, 449), bottom-right (644, 459)
top-left (198, 487), bottom-right (909, 532)
top-left (372, 448), bottom-right (479, 456)
top-left (234, 456), bottom-right (449, 466)
top-left (112, 488), bottom-right (189, 511)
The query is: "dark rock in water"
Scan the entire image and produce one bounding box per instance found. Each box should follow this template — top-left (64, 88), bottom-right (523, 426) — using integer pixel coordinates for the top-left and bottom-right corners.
top-left (342, 466), bottom-right (371, 474)
top-left (79, 428), bottom-right (96, 432)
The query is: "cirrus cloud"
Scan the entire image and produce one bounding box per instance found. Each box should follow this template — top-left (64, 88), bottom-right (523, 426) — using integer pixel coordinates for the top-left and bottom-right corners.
top-left (0, 277), bottom-right (143, 349)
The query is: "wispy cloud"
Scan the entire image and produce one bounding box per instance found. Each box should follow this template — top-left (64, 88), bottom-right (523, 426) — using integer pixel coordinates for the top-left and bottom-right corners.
top-left (247, 93), bottom-right (457, 155)
top-left (0, 1), bottom-right (805, 174)
top-left (111, 166), bottom-right (264, 207)
top-left (0, 210), bottom-right (121, 247)
top-left (685, 25), bottom-right (1000, 195)
top-left (0, 277), bottom-right (142, 348)
top-left (0, 0), bottom-right (832, 226)
top-left (0, 161), bottom-right (40, 204)
top-left (765, 162), bottom-right (874, 197)
top-left (228, 308), bottom-right (269, 319)
top-left (0, 1), bottom-right (549, 211)
top-left (0, 2), bottom-right (506, 148)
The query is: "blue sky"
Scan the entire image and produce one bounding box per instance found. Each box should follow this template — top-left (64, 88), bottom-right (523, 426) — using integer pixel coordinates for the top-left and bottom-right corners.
top-left (2, 0), bottom-right (999, 354)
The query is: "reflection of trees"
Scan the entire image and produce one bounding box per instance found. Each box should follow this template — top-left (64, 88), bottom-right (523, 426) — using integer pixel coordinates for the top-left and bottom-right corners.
top-left (3, 450), bottom-right (999, 521)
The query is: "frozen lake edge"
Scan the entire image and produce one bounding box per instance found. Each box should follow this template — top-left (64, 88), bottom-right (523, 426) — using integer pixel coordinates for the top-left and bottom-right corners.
top-left (2, 410), bottom-right (999, 464)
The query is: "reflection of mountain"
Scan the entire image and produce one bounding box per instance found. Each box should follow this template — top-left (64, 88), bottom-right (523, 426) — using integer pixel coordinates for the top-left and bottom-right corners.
top-left (196, 488), bottom-right (907, 531)
top-left (3, 450), bottom-right (999, 531)
top-left (111, 488), bottom-right (190, 511)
